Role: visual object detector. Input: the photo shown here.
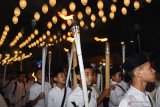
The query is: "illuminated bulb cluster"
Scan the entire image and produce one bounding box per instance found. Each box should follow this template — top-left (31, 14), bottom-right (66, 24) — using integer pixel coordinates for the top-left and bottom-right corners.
top-left (19, 33), bottom-right (36, 48)
top-left (0, 25), bottom-right (10, 47)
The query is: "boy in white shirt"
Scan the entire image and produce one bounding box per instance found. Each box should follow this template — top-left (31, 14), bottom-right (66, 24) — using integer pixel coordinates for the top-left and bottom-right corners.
top-left (109, 66), bottom-right (128, 107)
top-left (67, 62), bottom-right (97, 107)
top-left (119, 53), bottom-right (156, 107)
top-left (48, 67), bottom-right (72, 107)
top-left (29, 69), bottom-right (51, 107)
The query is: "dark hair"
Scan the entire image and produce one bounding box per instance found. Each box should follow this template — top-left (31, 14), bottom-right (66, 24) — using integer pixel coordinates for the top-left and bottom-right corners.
top-left (110, 65), bottom-right (122, 77)
top-left (16, 71), bottom-right (25, 77)
top-left (75, 62), bottom-right (93, 75)
top-left (52, 66), bottom-right (64, 77)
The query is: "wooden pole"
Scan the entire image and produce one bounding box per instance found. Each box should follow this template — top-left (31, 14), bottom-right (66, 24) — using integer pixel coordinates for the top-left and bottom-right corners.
top-left (105, 42), bottom-right (110, 89)
top-left (122, 43), bottom-right (126, 79)
top-left (48, 51), bottom-right (52, 84)
top-left (42, 47), bottom-right (47, 92)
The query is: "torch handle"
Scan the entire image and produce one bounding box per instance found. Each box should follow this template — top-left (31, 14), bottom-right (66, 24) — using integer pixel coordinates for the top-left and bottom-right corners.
top-left (42, 47), bottom-right (47, 92)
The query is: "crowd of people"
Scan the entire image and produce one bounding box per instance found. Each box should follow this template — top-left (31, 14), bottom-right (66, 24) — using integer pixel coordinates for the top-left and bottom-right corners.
top-left (0, 53), bottom-right (160, 107)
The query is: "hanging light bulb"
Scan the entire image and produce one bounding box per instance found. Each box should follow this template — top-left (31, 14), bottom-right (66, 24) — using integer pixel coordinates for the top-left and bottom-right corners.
top-left (47, 21), bottom-right (52, 29)
top-left (97, 0), bottom-right (103, 10)
top-left (18, 32), bottom-right (22, 38)
top-left (78, 11), bottom-right (83, 20)
top-left (12, 16), bottom-right (18, 24)
top-left (53, 35), bottom-right (57, 40)
top-left (134, 1), bottom-right (140, 10)
top-left (146, 0), bottom-right (152, 3)
top-left (49, 38), bottom-right (53, 42)
top-left (49, 0), bottom-right (56, 7)
top-left (4, 25), bottom-right (10, 32)
top-left (91, 14), bottom-right (96, 22)
top-left (69, 2), bottom-right (76, 12)
top-left (28, 37), bottom-right (31, 41)
top-left (81, 0), bottom-right (88, 5)
top-left (34, 29), bottom-right (39, 35)
top-left (124, 0), bottom-right (130, 7)
top-left (109, 12), bottom-right (115, 20)
top-left (61, 23), bottom-right (66, 30)
top-left (52, 16), bottom-right (58, 24)
top-left (85, 6), bottom-right (91, 15)
top-left (19, 0), bottom-right (27, 9)
top-left (34, 12), bottom-right (40, 21)
top-left (98, 10), bottom-right (104, 17)
top-left (80, 20), bottom-right (85, 27)
top-left (42, 34), bottom-right (46, 40)
top-left (67, 19), bottom-right (72, 26)
top-left (14, 7), bottom-right (21, 17)
top-left (121, 7), bottom-right (127, 15)
top-left (110, 4), bottom-right (117, 13)
top-left (42, 4), bottom-right (48, 14)
top-left (102, 16), bottom-right (107, 23)
top-left (31, 33), bottom-right (35, 39)
top-left (90, 22), bottom-right (95, 28)
top-left (67, 32), bottom-right (71, 36)
top-left (61, 8), bottom-right (67, 16)
top-left (39, 37), bottom-right (43, 42)
top-left (62, 35), bottom-right (66, 40)
top-left (36, 40), bottom-right (40, 44)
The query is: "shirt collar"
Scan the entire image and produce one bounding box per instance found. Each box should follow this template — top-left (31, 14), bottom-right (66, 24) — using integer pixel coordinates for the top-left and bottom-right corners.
top-left (130, 85), bottom-right (148, 96)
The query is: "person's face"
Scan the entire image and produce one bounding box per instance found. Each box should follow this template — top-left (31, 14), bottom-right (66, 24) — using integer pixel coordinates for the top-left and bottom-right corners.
top-left (28, 73), bottom-right (34, 80)
top-left (112, 72), bottom-right (122, 83)
top-left (36, 70), bottom-right (42, 80)
top-left (18, 74), bottom-right (25, 82)
top-left (85, 68), bottom-right (93, 86)
top-left (140, 62), bottom-right (156, 83)
top-left (54, 72), bottom-right (66, 85)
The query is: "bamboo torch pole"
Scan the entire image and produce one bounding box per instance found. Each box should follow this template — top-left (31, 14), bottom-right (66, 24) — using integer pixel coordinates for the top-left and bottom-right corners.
top-left (42, 47), bottom-right (47, 92)
top-left (121, 42), bottom-right (126, 79)
top-left (105, 42), bottom-right (110, 89)
top-left (48, 51), bottom-right (52, 84)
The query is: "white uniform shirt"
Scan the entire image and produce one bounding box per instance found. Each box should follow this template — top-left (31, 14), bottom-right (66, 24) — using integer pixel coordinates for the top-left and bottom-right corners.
top-left (155, 86), bottom-right (160, 107)
top-left (29, 82), bottom-right (51, 107)
top-left (25, 80), bottom-right (34, 103)
top-left (119, 86), bottom-right (155, 107)
top-left (8, 81), bottom-right (26, 107)
top-left (48, 86), bottom-right (72, 107)
top-left (91, 84), bottom-right (103, 107)
top-left (67, 85), bottom-right (97, 107)
top-left (109, 80), bottom-right (129, 107)
top-left (0, 94), bottom-right (8, 107)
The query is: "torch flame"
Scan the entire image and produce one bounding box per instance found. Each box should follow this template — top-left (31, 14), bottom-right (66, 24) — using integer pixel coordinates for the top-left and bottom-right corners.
top-left (67, 37), bottom-right (75, 42)
top-left (94, 37), bottom-right (108, 42)
top-left (64, 48), bottom-right (69, 52)
top-left (58, 12), bottom-right (73, 21)
top-left (32, 72), bottom-right (37, 82)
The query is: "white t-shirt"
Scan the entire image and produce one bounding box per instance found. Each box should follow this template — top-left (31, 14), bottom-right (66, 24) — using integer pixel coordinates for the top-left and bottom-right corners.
top-left (109, 80), bottom-right (129, 107)
top-left (0, 94), bottom-right (8, 107)
top-left (155, 86), bottom-right (160, 107)
top-left (67, 85), bottom-right (97, 107)
top-left (29, 82), bottom-right (51, 107)
top-left (25, 80), bottom-right (34, 103)
top-left (48, 86), bottom-right (72, 107)
top-left (119, 86), bottom-right (155, 107)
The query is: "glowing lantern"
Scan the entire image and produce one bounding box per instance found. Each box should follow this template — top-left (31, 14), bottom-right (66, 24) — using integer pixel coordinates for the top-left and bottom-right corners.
top-left (121, 7), bottom-right (127, 15)
top-left (91, 14), bottom-right (96, 22)
top-left (12, 16), bottom-right (18, 24)
top-left (109, 12), bottom-right (115, 20)
top-left (28, 37), bottom-right (31, 41)
top-left (34, 12), bottom-right (40, 21)
top-left (98, 10), bottom-right (104, 17)
top-left (62, 35), bottom-right (66, 40)
top-left (18, 32), bottom-right (22, 38)
top-left (134, 1), bottom-right (140, 10)
top-left (61, 23), bottom-right (66, 30)
top-left (4, 25), bottom-right (10, 32)
top-left (69, 2), bottom-right (76, 12)
top-left (67, 20), bottom-right (72, 26)
top-left (146, 0), bottom-right (152, 3)
top-left (46, 30), bottom-right (51, 36)
top-left (34, 29), bottom-right (39, 35)
top-left (97, 0), bottom-right (103, 10)
top-left (124, 0), bottom-right (130, 6)
top-left (52, 16), bottom-right (57, 24)
top-left (111, 4), bottom-right (117, 13)
top-left (49, 38), bottom-right (53, 42)
top-left (15, 36), bottom-right (19, 40)
top-left (49, 0), bottom-right (56, 7)
top-left (47, 21), bottom-right (52, 29)
top-left (19, 0), bottom-right (27, 9)
top-left (62, 8), bottom-right (67, 16)
top-left (102, 16), bottom-right (107, 23)
top-left (39, 37), bottom-right (43, 42)
top-left (53, 35), bottom-right (57, 39)
top-left (85, 6), bottom-right (91, 15)
top-left (31, 33), bottom-right (35, 39)
top-left (67, 32), bottom-right (71, 36)
top-left (81, 0), bottom-right (88, 5)
top-left (90, 22), bottom-right (95, 28)
top-left (14, 7), bottom-right (21, 17)
top-left (42, 34), bottom-right (46, 40)
top-left (28, 45), bottom-right (31, 48)
top-left (78, 11), bottom-right (83, 20)
top-left (42, 4), bottom-right (48, 14)
top-left (80, 20), bottom-right (84, 27)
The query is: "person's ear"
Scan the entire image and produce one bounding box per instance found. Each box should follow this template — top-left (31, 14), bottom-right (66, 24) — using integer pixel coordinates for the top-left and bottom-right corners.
top-left (136, 68), bottom-right (143, 78)
top-left (76, 74), bottom-right (81, 80)
top-left (54, 77), bottom-right (57, 82)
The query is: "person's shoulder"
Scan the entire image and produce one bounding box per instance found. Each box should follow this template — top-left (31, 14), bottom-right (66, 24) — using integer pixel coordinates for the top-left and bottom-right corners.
top-left (30, 83), bottom-right (38, 90)
top-left (66, 87), bottom-right (72, 92)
